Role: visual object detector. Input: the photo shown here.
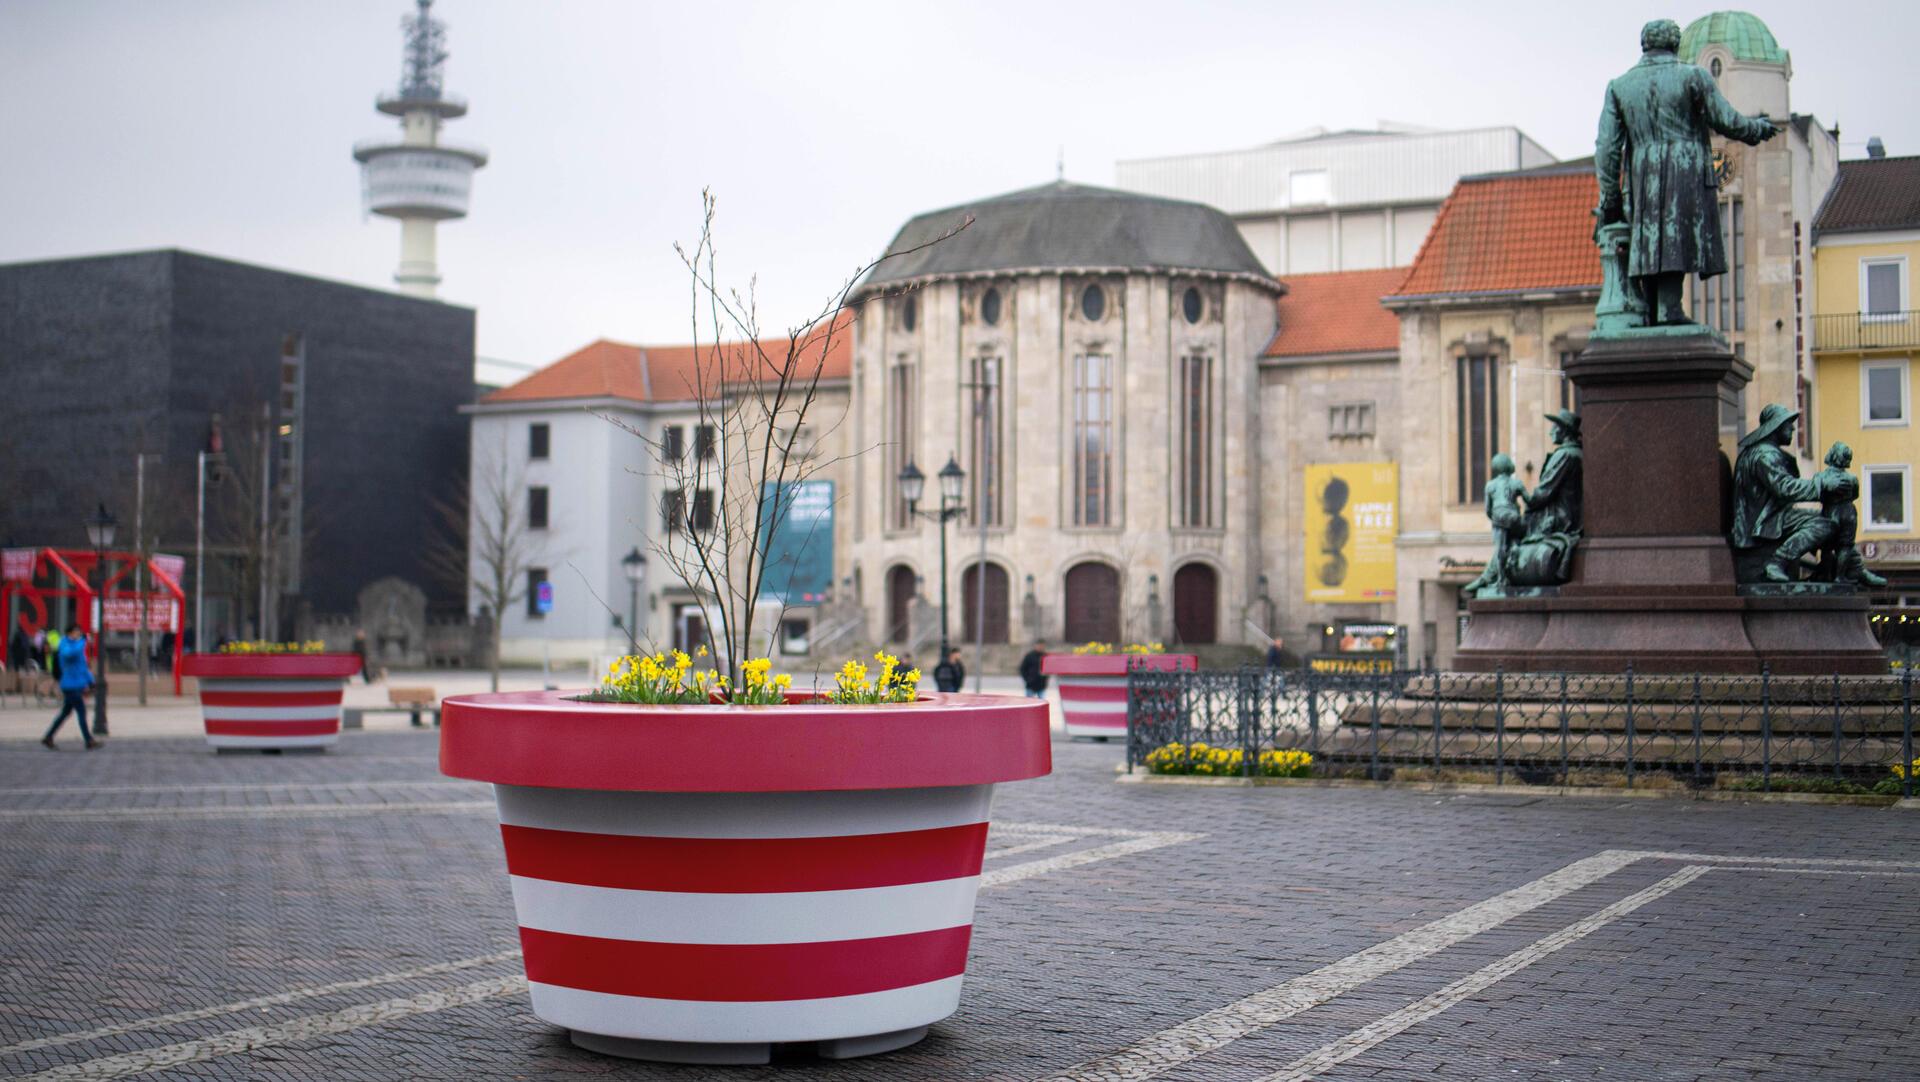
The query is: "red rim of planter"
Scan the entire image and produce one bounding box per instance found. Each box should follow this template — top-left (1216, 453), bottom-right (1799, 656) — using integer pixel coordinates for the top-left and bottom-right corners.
top-left (1040, 653), bottom-right (1197, 676)
top-left (440, 690), bottom-right (1051, 793)
top-left (180, 653), bottom-right (363, 679)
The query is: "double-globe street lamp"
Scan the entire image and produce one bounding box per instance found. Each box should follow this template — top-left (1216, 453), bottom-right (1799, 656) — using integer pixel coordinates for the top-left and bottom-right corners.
top-left (85, 503), bottom-right (117, 736)
top-left (620, 546), bottom-right (647, 655)
top-left (896, 455), bottom-right (967, 659)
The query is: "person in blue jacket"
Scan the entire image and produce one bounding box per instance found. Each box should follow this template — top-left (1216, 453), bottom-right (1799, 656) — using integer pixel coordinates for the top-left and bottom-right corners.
top-left (43, 623), bottom-right (101, 750)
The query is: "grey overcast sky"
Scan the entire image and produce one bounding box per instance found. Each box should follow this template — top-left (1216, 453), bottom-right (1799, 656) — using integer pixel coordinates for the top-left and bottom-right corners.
top-left (3, 1), bottom-right (1916, 373)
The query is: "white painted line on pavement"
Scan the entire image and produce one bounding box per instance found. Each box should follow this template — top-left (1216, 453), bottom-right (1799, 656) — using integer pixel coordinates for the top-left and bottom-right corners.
top-left (982, 832), bottom-right (1201, 889)
top-left (985, 834), bottom-right (1075, 860)
top-left (0, 949), bottom-right (523, 1056)
top-left (1254, 865), bottom-right (1710, 1082)
top-left (1037, 848), bottom-right (1643, 1082)
top-left (13, 975), bottom-right (528, 1082)
top-left (1623, 849), bottom-right (1920, 869)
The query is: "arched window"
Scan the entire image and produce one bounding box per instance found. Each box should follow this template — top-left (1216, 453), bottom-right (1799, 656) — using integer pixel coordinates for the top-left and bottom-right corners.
top-left (1062, 562), bottom-right (1121, 644)
top-left (885, 565), bottom-right (917, 644)
top-left (961, 563), bottom-right (1010, 644)
top-left (1172, 564), bottom-right (1218, 644)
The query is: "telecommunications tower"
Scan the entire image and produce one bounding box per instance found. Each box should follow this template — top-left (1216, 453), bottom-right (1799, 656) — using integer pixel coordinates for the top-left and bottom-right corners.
top-left (353, 0), bottom-right (487, 298)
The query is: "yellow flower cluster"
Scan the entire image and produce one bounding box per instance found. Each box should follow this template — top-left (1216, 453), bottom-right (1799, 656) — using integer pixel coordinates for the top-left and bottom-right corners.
top-left (731, 656), bottom-right (795, 706)
top-left (601, 649), bottom-right (728, 705)
top-left (1144, 741), bottom-right (1243, 776)
top-left (1143, 742), bottom-right (1314, 778)
top-left (1071, 641), bottom-right (1167, 656)
top-left (1258, 748), bottom-right (1314, 778)
top-left (825, 650), bottom-right (920, 705)
top-left (218, 640), bottom-right (326, 655)
top-left (1889, 758), bottom-right (1920, 780)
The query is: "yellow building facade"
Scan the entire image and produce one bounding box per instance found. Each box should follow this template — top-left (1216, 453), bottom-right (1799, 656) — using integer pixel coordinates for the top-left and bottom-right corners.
top-left (1810, 154), bottom-right (1920, 658)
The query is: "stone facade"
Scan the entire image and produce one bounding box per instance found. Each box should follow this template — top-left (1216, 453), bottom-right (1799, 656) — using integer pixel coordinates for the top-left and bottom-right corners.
top-left (843, 184), bottom-right (1281, 657)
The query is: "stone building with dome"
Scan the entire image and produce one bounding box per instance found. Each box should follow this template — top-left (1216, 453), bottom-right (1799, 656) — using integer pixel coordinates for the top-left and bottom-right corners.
top-left (841, 182), bottom-right (1285, 658)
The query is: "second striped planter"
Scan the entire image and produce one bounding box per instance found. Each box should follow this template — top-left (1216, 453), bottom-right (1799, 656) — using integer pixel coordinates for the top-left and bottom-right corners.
top-left (180, 653), bottom-right (362, 751)
top-left (1041, 653), bottom-right (1198, 739)
top-left (440, 689), bottom-right (1050, 1064)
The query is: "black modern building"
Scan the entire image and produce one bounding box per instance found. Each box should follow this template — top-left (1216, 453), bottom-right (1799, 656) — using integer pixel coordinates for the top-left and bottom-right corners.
top-left (0, 249), bottom-right (473, 631)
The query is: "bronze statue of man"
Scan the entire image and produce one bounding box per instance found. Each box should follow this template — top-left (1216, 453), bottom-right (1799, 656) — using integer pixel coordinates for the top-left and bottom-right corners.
top-left (1595, 18), bottom-right (1780, 325)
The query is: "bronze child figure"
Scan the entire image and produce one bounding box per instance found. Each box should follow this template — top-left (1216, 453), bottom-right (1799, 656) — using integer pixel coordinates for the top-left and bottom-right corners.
top-left (1814, 442), bottom-right (1888, 587)
top-left (1463, 453), bottom-right (1527, 597)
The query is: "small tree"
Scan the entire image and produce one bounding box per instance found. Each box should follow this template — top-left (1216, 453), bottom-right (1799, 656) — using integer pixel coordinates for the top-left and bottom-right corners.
top-left (428, 434), bottom-right (538, 692)
top-left (606, 191), bottom-right (966, 688)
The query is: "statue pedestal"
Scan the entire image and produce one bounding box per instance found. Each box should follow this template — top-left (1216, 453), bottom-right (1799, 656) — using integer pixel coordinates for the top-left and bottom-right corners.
top-left (1456, 331), bottom-right (1885, 675)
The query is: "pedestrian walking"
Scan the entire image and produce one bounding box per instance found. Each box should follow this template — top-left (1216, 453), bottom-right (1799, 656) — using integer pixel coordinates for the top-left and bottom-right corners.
top-left (933, 648), bottom-right (966, 693)
top-left (352, 628), bottom-right (375, 684)
top-left (1019, 639), bottom-right (1049, 699)
top-left (1265, 636), bottom-right (1287, 668)
top-left (43, 624), bottom-right (100, 750)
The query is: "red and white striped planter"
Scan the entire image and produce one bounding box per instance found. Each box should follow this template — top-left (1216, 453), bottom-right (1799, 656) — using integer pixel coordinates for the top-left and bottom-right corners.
top-left (440, 690), bottom-right (1050, 1064)
top-left (179, 653), bottom-right (361, 751)
top-left (1040, 653), bottom-right (1198, 739)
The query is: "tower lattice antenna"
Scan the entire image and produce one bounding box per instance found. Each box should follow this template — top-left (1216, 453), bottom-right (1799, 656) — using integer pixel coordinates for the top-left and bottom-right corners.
top-left (399, 0), bottom-right (448, 101)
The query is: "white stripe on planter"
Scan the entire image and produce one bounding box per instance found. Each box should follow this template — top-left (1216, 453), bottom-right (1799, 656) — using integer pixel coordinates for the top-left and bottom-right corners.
top-left (191, 679), bottom-right (348, 693)
top-left (509, 875), bottom-right (981, 944)
top-left (201, 705), bottom-right (346, 722)
top-left (525, 976), bottom-right (965, 1045)
top-left (495, 783), bottom-right (994, 839)
top-left (206, 733), bottom-right (339, 750)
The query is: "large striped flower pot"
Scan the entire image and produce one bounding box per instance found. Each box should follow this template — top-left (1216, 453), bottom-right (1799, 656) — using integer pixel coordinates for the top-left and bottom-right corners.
top-left (1040, 653), bottom-right (1198, 739)
top-left (179, 653), bottom-right (361, 751)
top-left (440, 690), bottom-right (1050, 1064)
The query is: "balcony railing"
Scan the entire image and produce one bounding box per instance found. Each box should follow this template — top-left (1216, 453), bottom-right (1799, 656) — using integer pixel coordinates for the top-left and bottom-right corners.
top-left (1814, 310), bottom-right (1920, 352)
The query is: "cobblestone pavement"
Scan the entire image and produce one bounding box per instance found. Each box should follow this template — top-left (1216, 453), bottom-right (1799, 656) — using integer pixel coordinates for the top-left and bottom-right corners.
top-left (1, 730), bottom-right (1914, 1081)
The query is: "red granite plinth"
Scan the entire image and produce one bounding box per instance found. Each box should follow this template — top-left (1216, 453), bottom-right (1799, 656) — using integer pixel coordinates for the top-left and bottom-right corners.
top-left (1455, 332), bottom-right (1886, 676)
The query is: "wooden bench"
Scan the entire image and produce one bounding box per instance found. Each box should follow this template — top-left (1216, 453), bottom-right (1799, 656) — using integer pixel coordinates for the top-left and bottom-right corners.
top-left (342, 686), bottom-right (441, 730)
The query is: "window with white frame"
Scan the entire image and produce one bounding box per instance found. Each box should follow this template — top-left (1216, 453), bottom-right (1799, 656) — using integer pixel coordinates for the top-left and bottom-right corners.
top-left (1862, 359), bottom-right (1909, 425)
top-left (1864, 465), bottom-right (1910, 531)
top-left (1862, 257), bottom-right (1906, 320)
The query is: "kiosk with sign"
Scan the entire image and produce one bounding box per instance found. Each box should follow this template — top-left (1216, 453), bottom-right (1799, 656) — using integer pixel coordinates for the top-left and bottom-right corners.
top-left (1307, 621), bottom-right (1402, 675)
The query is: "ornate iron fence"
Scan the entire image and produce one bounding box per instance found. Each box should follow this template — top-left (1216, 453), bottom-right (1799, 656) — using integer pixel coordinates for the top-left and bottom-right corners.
top-left (1125, 664), bottom-right (1916, 798)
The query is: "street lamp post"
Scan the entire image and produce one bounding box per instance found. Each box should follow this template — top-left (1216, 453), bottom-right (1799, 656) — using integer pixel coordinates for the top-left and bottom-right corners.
top-left (897, 455), bottom-right (967, 659)
top-left (620, 546), bottom-right (647, 655)
top-left (85, 503), bottom-right (117, 737)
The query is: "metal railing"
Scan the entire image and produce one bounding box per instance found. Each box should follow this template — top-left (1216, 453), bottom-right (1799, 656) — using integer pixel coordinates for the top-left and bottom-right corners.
top-left (1812, 310), bottom-right (1920, 352)
top-left (1126, 664), bottom-right (1916, 798)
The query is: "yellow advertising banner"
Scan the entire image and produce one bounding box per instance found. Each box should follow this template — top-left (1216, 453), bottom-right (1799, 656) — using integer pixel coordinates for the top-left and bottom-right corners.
top-left (1303, 462), bottom-right (1397, 604)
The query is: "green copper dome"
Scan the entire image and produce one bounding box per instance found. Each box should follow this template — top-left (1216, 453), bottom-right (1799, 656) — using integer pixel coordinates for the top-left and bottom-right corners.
top-left (1679, 11), bottom-right (1788, 66)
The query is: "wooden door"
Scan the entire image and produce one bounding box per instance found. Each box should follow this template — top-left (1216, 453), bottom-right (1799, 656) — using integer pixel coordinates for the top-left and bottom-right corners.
top-left (885, 565), bottom-right (916, 644)
top-left (961, 563), bottom-right (1010, 644)
top-left (1062, 562), bottom-right (1120, 644)
top-left (1172, 563), bottom-right (1218, 644)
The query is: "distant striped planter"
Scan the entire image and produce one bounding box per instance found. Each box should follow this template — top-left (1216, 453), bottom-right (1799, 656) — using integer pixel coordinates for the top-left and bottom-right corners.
top-left (1041, 653), bottom-right (1198, 739)
top-left (440, 690), bottom-right (1050, 1065)
top-left (179, 653), bottom-right (362, 751)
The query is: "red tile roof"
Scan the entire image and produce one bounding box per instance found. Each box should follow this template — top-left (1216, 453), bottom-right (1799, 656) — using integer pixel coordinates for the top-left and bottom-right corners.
top-left (1388, 164), bottom-right (1602, 300)
top-left (1262, 267), bottom-right (1406, 358)
top-left (484, 313), bottom-right (853, 405)
top-left (1816, 156), bottom-right (1920, 234)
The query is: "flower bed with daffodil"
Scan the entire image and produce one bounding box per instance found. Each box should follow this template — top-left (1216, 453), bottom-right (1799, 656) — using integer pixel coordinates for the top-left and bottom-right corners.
top-left (1144, 742), bottom-right (1314, 778)
top-left (181, 644), bottom-right (364, 751)
top-left (438, 642), bottom-right (1050, 1060)
top-left (587, 647), bottom-right (920, 706)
